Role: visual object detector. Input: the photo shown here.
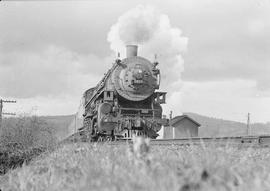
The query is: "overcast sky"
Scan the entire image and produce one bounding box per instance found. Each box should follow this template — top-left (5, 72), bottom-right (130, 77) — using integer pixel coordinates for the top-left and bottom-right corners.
top-left (0, 0), bottom-right (270, 123)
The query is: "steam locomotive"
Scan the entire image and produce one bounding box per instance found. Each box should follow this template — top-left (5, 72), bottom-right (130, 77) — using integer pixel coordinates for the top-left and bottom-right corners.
top-left (78, 45), bottom-right (168, 140)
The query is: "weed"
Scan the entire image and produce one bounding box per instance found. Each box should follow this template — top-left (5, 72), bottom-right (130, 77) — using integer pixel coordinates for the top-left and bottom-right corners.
top-left (1, 140), bottom-right (270, 190)
top-left (128, 136), bottom-right (151, 167)
top-left (0, 116), bottom-right (57, 175)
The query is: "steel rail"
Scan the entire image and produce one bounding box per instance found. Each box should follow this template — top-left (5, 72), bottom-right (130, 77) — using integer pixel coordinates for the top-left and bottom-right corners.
top-left (62, 133), bottom-right (270, 147)
top-left (149, 135), bottom-right (270, 147)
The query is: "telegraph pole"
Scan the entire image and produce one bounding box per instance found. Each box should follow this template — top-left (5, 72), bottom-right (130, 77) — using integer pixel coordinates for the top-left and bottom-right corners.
top-left (0, 99), bottom-right (16, 129)
top-left (170, 111), bottom-right (175, 139)
top-left (247, 113), bottom-right (250, 135)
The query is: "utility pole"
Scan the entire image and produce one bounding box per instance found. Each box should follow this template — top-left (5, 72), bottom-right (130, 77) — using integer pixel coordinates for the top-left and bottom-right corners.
top-left (247, 113), bottom-right (250, 135)
top-left (169, 111), bottom-right (173, 120)
top-left (169, 111), bottom-right (175, 139)
top-left (0, 99), bottom-right (16, 129)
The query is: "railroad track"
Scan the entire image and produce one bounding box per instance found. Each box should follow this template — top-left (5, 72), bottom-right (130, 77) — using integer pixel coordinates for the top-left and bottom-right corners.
top-left (62, 133), bottom-right (270, 147)
top-left (150, 135), bottom-right (270, 147)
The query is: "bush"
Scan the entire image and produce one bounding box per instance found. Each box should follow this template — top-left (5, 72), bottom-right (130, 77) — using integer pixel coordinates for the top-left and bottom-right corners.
top-left (0, 115), bottom-right (57, 149)
top-left (0, 116), bottom-right (57, 174)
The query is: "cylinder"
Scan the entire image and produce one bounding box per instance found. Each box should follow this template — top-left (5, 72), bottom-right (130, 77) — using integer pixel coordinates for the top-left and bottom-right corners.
top-left (126, 45), bottom-right (138, 58)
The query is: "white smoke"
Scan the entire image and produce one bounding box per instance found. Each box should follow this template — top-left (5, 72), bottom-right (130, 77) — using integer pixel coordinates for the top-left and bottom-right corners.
top-left (108, 5), bottom-right (159, 47)
top-left (107, 5), bottom-right (188, 116)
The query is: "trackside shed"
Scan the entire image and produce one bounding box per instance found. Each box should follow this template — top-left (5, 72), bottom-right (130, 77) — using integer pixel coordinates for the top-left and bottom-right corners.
top-left (163, 115), bottom-right (200, 139)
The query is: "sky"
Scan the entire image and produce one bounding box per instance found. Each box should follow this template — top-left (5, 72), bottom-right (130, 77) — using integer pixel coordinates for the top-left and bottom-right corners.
top-left (0, 0), bottom-right (270, 123)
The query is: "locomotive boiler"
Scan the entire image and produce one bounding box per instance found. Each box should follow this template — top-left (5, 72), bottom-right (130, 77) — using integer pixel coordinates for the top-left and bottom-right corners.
top-left (79, 45), bottom-right (168, 140)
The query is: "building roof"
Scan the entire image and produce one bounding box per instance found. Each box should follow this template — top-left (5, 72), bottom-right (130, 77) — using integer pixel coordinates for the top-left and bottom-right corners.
top-left (170, 115), bottom-right (201, 127)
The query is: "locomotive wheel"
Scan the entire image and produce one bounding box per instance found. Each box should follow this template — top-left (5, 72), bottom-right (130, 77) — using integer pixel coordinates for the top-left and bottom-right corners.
top-left (93, 135), bottom-right (115, 142)
top-left (97, 136), bottom-right (104, 142)
top-left (106, 136), bottom-right (112, 141)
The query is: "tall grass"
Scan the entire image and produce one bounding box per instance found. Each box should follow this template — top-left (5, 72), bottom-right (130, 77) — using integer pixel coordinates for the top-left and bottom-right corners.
top-left (0, 115), bottom-right (58, 174)
top-left (1, 138), bottom-right (270, 190)
top-left (0, 115), bottom-right (57, 149)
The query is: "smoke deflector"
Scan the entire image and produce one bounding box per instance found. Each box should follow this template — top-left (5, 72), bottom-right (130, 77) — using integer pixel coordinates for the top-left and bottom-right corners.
top-left (126, 45), bottom-right (138, 58)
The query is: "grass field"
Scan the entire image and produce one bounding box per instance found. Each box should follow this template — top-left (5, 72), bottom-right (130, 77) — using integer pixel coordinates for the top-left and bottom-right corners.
top-left (1, 140), bottom-right (270, 191)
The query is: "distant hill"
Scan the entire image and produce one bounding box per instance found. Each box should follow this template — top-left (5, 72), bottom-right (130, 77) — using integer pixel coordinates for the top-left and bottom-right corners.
top-left (42, 113), bottom-right (270, 138)
top-left (39, 115), bottom-right (75, 139)
top-left (3, 113), bottom-right (270, 139)
top-left (2, 115), bottom-right (75, 141)
top-left (185, 112), bottom-right (270, 137)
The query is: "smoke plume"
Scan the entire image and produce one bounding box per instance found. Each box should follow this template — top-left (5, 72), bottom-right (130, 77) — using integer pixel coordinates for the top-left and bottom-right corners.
top-left (107, 5), bottom-right (188, 115)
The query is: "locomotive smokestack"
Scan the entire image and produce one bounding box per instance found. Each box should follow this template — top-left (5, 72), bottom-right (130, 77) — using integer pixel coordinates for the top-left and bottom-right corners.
top-left (126, 45), bottom-right (138, 58)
